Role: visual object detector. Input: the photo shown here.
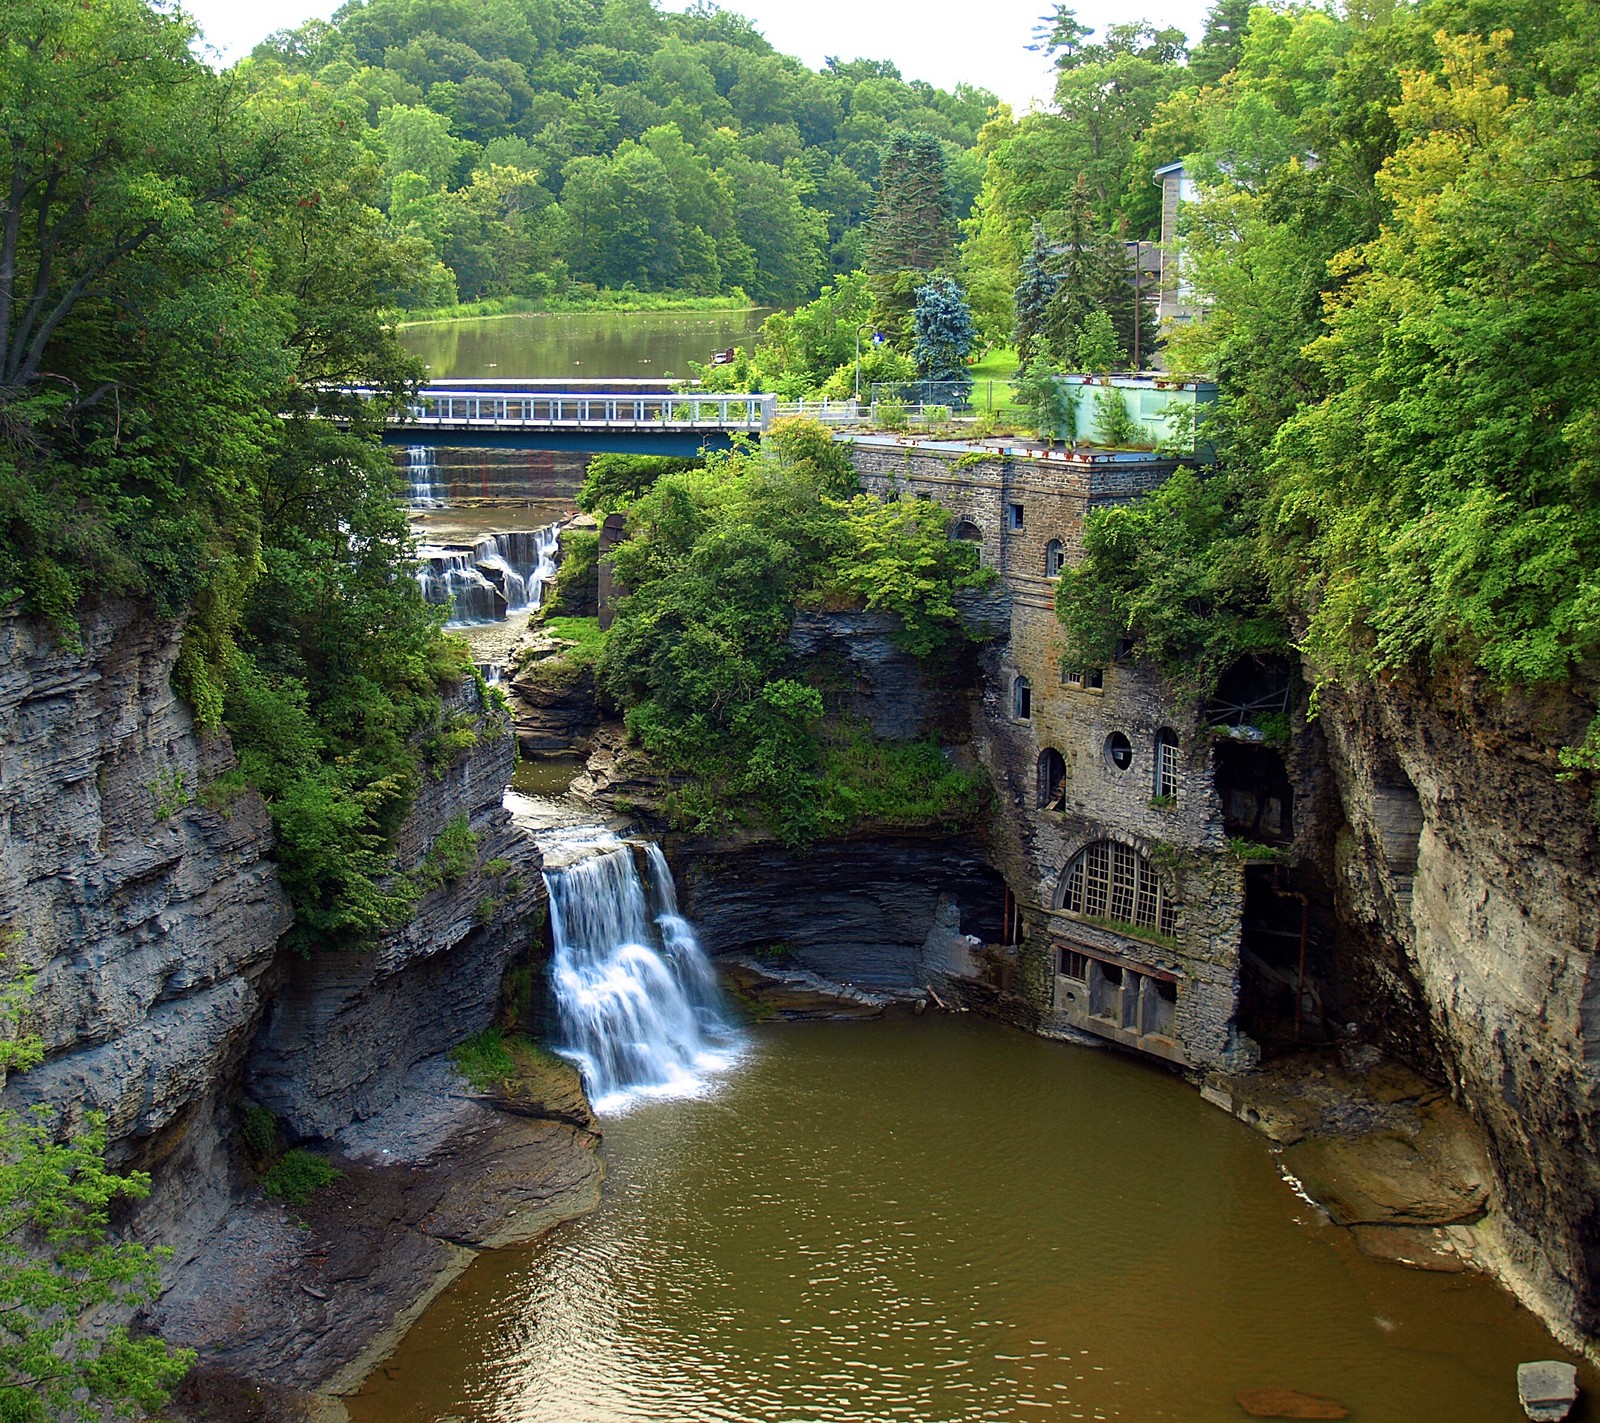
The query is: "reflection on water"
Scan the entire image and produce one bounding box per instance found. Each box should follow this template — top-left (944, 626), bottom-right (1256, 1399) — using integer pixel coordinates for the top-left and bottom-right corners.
top-left (348, 1015), bottom-right (1590, 1423)
top-left (399, 307), bottom-right (773, 381)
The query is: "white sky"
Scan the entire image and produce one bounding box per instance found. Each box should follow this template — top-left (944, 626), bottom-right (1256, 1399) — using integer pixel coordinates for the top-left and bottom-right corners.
top-left (183, 0), bottom-right (1213, 113)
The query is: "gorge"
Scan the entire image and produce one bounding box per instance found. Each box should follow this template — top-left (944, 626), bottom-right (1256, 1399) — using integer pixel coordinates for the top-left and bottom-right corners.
top-left (1, 0), bottom-right (1597, 1419)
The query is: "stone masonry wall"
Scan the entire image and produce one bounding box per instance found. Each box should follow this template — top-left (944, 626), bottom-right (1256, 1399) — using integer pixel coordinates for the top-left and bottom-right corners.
top-left (850, 440), bottom-right (1250, 1070)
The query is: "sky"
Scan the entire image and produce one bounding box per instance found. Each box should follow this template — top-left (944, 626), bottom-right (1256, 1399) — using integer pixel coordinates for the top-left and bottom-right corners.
top-left (183, 0), bottom-right (1214, 112)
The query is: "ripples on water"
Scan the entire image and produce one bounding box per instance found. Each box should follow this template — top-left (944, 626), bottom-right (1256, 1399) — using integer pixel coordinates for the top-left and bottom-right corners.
top-left (350, 1017), bottom-right (1591, 1423)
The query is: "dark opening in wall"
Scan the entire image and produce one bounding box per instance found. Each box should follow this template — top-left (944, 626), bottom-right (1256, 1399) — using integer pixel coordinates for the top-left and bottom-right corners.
top-left (1063, 667), bottom-right (1104, 690)
top-left (1013, 675), bottom-right (1032, 720)
top-left (1104, 731), bottom-right (1132, 771)
top-left (1238, 864), bottom-right (1333, 1053)
top-left (1007, 502), bottom-right (1025, 530)
top-left (950, 519), bottom-right (982, 543)
top-left (1037, 747), bottom-right (1066, 809)
top-left (1045, 539), bottom-right (1064, 576)
top-left (1214, 740), bottom-right (1294, 843)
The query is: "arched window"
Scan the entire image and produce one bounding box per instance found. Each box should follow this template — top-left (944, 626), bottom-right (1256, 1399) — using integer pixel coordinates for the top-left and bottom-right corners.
top-left (1060, 840), bottom-right (1176, 936)
top-left (1154, 728), bottom-right (1181, 799)
top-left (1013, 675), bottom-right (1032, 720)
top-left (950, 519), bottom-right (982, 543)
top-left (1037, 748), bottom-right (1066, 809)
top-left (1045, 539), bottom-right (1064, 577)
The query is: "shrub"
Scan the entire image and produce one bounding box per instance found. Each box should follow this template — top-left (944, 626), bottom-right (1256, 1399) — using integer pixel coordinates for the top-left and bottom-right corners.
top-left (260, 1150), bottom-right (341, 1206)
top-left (545, 530), bottom-right (600, 616)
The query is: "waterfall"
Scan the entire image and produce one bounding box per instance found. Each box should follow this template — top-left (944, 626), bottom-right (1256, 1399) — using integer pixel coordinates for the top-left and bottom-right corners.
top-left (415, 525), bottom-right (561, 627)
top-left (543, 831), bottom-right (739, 1114)
top-left (407, 445), bottom-right (443, 507)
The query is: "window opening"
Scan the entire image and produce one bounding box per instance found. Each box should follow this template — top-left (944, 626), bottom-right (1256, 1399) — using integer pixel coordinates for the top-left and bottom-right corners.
top-left (1037, 748), bottom-right (1066, 809)
top-left (1045, 539), bottom-right (1064, 577)
top-left (1104, 731), bottom-right (1132, 770)
top-left (1061, 840), bottom-right (1177, 936)
top-left (1062, 667), bottom-right (1104, 690)
top-left (1059, 949), bottom-right (1089, 981)
top-left (1013, 675), bottom-right (1032, 720)
top-left (1154, 728), bottom-right (1181, 799)
top-left (1007, 502), bottom-right (1025, 530)
top-left (951, 519), bottom-right (982, 543)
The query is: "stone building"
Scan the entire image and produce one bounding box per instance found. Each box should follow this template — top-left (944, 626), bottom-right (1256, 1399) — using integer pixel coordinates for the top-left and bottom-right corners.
top-left (849, 436), bottom-right (1260, 1071)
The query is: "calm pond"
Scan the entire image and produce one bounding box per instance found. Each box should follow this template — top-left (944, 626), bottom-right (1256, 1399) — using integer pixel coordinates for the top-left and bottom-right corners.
top-left (348, 1014), bottom-right (1588, 1423)
top-left (398, 307), bottom-right (772, 381)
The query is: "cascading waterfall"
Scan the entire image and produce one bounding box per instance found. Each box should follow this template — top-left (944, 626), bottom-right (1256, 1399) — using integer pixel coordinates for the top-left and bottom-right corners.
top-left (415, 525), bottom-right (561, 627)
top-left (543, 831), bottom-right (739, 1113)
top-left (407, 445), bottom-right (443, 508)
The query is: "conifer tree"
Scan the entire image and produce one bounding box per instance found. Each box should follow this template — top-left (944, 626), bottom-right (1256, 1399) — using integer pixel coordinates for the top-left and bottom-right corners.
top-left (864, 132), bottom-right (957, 343)
top-left (911, 278), bottom-right (978, 398)
top-left (1013, 223), bottom-right (1061, 365)
top-left (1041, 174), bottom-right (1154, 368)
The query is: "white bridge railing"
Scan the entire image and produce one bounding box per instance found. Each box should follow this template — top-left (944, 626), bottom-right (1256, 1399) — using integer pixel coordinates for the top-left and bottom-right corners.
top-left (397, 388), bottom-right (777, 432)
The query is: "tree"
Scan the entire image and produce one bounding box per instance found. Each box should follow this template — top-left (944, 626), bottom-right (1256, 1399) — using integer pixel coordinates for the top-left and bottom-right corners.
top-left (1073, 309), bottom-right (1125, 373)
top-left (1013, 223), bottom-right (1061, 365)
top-left (0, 967), bottom-right (194, 1420)
top-left (864, 131), bottom-right (957, 341)
top-left (1013, 354), bottom-right (1075, 443)
top-left (1189, 0), bottom-right (1254, 86)
top-left (911, 278), bottom-right (977, 396)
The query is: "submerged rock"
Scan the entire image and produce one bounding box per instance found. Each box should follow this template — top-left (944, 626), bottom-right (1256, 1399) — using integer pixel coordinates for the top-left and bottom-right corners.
top-left (1235, 1386), bottom-right (1350, 1419)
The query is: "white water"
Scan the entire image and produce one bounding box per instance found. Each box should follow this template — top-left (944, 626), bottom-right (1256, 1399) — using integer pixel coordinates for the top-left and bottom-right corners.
top-left (415, 525), bottom-right (560, 627)
top-left (407, 445), bottom-right (443, 507)
top-left (542, 828), bottom-right (739, 1115)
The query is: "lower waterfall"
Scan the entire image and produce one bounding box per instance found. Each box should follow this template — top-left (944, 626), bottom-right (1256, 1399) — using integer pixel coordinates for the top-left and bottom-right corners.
top-left (542, 829), bottom-right (739, 1113)
top-left (415, 525), bottom-right (560, 626)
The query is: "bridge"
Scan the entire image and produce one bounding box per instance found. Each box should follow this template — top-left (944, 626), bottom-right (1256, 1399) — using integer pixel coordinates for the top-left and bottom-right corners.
top-left (370, 381), bottom-right (780, 455)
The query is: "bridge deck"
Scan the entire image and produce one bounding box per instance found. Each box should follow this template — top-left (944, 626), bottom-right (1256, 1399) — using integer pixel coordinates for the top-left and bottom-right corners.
top-left (396, 388), bottom-right (776, 433)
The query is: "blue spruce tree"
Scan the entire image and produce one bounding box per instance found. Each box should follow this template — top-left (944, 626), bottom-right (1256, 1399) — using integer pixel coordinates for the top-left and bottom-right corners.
top-left (912, 278), bottom-right (978, 403)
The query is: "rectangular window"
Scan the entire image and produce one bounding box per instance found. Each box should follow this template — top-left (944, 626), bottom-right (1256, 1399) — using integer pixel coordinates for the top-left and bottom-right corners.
top-left (1155, 737), bottom-right (1180, 799)
top-left (1007, 502), bottom-right (1025, 530)
top-left (1059, 949), bottom-right (1089, 981)
top-left (1062, 667), bottom-right (1105, 690)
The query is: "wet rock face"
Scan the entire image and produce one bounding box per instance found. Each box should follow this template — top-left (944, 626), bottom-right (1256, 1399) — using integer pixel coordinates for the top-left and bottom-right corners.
top-left (786, 609), bottom-right (977, 741)
top-left (0, 601), bottom-right (292, 1155)
top-left (509, 652), bottom-right (602, 757)
top-left (1312, 670), bottom-right (1600, 1339)
top-left (247, 685), bottom-right (544, 1142)
top-left (677, 837), bottom-right (1006, 991)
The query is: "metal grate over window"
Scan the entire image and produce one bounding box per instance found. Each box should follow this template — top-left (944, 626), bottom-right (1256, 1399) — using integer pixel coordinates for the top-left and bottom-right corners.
top-left (1062, 841), bottom-right (1177, 936)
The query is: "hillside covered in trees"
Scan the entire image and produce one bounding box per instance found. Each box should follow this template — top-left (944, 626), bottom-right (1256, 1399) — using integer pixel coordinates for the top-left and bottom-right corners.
top-left (248, 0), bottom-right (999, 306)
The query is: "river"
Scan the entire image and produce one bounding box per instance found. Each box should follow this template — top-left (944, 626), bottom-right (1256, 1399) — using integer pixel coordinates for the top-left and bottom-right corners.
top-left (348, 1013), bottom-right (1585, 1423)
top-left (398, 307), bottom-right (773, 381)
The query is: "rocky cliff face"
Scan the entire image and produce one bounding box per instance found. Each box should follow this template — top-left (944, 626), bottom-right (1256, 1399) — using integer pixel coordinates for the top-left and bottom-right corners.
top-left (1311, 668), bottom-right (1600, 1343)
top-left (247, 683), bottom-right (544, 1142)
top-left (0, 600), bottom-right (292, 1247)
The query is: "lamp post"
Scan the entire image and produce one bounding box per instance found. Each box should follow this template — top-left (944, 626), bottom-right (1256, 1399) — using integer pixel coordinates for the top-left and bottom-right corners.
top-left (854, 326), bottom-right (882, 407)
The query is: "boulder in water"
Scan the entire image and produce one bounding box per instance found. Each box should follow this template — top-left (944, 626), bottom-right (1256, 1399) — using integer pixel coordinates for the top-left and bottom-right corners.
top-left (1517, 1361), bottom-right (1578, 1421)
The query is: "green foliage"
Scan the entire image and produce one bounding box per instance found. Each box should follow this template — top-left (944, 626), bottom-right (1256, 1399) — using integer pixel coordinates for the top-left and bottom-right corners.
top-left (415, 814), bottom-right (479, 891)
top-left (1013, 222), bottom-right (1061, 366)
top-left (1091, 386), bottom-right (1141, 447)
top-left (822, 497), bottom-right (992, 658)
top-left (238, 1105), bottom-right (279, 1167)
top-left (250, 4), bottom-right (997, 306)
top-left (259, 1151), bottom-right (341, 1208)
top-left (450, 1026), bottom-right (516, 1090)
top-left (1013, 356), bottom-right (1074, 442)
top-left (579, 454), bottom-right (699, 514)
top-left (0, 968), bottom-right (193, 1421)
top-left (766, 418), bottom-right (858, 497)
top-left (1055, 468), bottom-right (1285, 697)
top-left (148, 770), bottom-right (190, 823)
top-left (541, 616), bottom-right (609, 668)
top-left (545, 530), bottom-right (600, 617)
top-left (1074, 311), bottom-right (1125, 375)
top-left (865, 132), bottom-right (960, 341)
top-left (596, 426), bottom-right (992, 844)
top-left (418, 710), bottom-right (480, 778)
top-left (911, 279), bottom-right (978, 390)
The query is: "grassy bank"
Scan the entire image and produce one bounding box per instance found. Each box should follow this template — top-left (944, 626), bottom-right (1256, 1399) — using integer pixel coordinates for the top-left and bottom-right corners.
top-left (390, 290), bottom-right (758, 327)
